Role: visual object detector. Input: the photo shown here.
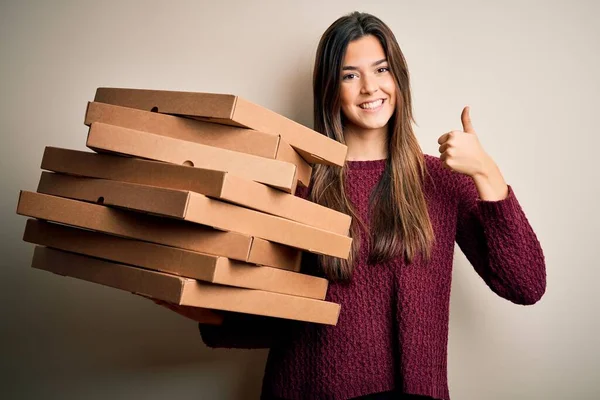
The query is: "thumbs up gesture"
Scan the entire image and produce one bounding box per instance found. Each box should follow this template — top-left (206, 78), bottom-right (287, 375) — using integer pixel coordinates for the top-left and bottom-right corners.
top-left (437, 106), bottom-right (491, 177)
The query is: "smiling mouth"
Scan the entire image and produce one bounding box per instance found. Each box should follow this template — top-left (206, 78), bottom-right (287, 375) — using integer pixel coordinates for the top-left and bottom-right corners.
top-left (358, 99), bottom-right (385, 110)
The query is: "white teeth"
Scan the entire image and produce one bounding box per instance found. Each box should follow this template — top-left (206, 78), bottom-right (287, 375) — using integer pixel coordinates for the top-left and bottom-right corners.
top-left (359, 99), bottom-right (383, 109)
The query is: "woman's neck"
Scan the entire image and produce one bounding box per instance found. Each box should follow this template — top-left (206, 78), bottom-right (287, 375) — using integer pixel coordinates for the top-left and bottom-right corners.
top-left (344, 124), bottom-right (388, 161)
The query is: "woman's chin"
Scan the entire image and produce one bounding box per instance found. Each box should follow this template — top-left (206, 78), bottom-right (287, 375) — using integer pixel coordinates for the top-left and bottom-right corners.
top-left (357, 117), bottom-right (391, 131)
top-left (344, 112), bottom-right (393, 132)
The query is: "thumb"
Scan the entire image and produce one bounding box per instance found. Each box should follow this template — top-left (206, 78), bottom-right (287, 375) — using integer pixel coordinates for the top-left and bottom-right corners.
top-left (461, 106), bottom-right (475, 133)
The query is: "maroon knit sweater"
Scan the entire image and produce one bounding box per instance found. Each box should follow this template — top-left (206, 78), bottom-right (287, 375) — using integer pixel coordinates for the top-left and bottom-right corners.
top-left (199, 155), bottom-right (546, 400)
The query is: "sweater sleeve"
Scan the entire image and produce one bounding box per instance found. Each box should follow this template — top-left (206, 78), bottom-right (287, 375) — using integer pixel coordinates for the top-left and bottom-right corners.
top-left (454, 175), bottom-right (546, 305)
top-left (198, 312), bottom-right (296, 349)
top-left (198, 184), bottom-right (312, 349)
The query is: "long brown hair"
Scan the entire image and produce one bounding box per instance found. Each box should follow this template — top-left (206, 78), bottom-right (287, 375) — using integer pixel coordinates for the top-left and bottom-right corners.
top-left (311, 12), bottom-right (435, 281)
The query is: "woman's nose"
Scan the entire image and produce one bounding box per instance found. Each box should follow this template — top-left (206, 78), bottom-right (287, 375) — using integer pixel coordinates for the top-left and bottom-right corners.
top-left (360, 74), bottom-right (378, 95)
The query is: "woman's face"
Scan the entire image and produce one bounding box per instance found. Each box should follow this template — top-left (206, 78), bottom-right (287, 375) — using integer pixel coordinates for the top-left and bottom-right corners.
top-left (339, 35), bottom-right (396, 133)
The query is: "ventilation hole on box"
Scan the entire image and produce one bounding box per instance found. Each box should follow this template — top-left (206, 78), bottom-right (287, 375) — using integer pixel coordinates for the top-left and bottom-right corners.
top-left (151, 106), bottom-right (159, 112)
top-left (182, 160), bottom-right (194, 167)
top-left (97, 197), bottom-right (105, 205)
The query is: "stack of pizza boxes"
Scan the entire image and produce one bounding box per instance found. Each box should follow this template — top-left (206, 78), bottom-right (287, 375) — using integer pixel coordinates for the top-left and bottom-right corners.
top-left (16, 88), bottom-right (351, 326)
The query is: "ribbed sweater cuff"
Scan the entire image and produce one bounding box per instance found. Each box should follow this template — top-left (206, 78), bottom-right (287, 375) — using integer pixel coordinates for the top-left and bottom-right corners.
top-left (476, 185), bottom-right (523, 224)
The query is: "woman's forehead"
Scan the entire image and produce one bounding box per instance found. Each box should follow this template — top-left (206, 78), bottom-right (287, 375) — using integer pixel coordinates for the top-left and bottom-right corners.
top-left (343, 35), bottom-right (387, 67)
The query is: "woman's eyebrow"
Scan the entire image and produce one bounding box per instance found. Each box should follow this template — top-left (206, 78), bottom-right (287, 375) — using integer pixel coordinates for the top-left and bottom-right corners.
top-left (342, 58), bottom-right (388, 71)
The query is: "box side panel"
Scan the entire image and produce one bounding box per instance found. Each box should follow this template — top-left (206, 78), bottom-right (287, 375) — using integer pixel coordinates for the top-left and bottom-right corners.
top-left (16, 191), bottom-right (252, 261)
top-left (248, 238), bottom-right (302, 272)
top-left (212, 258), bottom-right (327, 300)
top-left (31, 246), bottom-right (185, 304)
top-left (275, 138), bottom-right (312, 188)
top-left (36, 172), bottom-right (190, 219)
top-left (86, 122), bottom-right (296, 193)
top-left (186, 195), bottom-right (352, 258)
top-left (233, 97), bottom-right (347, 166)
top-left (41, 147), bottom-right (228, 198)
top-left (221, 174), bottom-right (351, 235)
top-left (94, 88), bottom-right (236, 119)
top-left (85, 102), bottom-right (279, 158)
top-left (23, 219), bottom-right (219, 282)
top-left (180, 281), bottom-right (340, 325)
top-left (32, 246), bottom-right (339, 325)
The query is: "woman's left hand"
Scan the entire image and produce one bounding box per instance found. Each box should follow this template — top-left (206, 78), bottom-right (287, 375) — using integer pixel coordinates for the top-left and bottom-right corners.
top-left (437, 106), bottom-right (493, 178)
top-left (438, 106), bottom-right (509, 201)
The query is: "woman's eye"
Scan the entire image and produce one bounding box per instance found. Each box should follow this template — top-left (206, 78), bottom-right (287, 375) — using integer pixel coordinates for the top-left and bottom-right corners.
top-left (377, 67), bottom-right (389, 73)
top-left (342, 73), bottom-right (357, 80)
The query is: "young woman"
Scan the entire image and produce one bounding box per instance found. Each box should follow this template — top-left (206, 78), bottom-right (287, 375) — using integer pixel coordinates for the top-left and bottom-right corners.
top-left (154, 12), bottom-right (546, 400)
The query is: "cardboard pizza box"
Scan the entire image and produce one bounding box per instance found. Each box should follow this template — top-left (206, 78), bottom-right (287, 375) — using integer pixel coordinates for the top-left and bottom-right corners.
top-left (86, 122), bottom-right (298, 193)
top-left (32, 246), bottom-right (340, 325)
top-left (84, 102), bottom-right (312, 187)
top-left (93, 87), bottom-right (347, 166)
top-left (16, 191), bottom-right (301, 271)
top-left (35, 172), bottom-right (352, 259)
top-left (41, 147), bottom-right (350, 235)
top-left (23, 219), bottom-right (327, 299)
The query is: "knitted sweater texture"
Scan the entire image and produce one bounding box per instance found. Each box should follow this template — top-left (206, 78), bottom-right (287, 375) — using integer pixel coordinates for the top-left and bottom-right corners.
top-left (199, 155), bottom-right (547, 400)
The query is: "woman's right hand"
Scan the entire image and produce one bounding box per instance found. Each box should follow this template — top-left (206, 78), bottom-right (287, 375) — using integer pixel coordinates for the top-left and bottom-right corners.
top-left (151, 298), bottom-right (225, 325)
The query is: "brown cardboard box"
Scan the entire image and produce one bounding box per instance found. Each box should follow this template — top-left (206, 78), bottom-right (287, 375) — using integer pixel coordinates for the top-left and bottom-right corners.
top-left (36, 172), bottom-right (352, 259)
top-left (94, 87), bottom-right (347, 167)
top-left (17, 191), bottom-right (301, 271)
top-left (41, 147), bottom-right (351, 235)
top-left (84, 102), bottom-right (312, 187)
top-left (87, 122), bottom-right (298, 193)
top-left (23, 219), bottom-right (327, 299)
top-left (32, 246), bottom-right (340, 325)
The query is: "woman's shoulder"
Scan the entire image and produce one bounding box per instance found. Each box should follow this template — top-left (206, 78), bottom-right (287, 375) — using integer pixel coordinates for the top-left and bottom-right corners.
top-left (423, 153), bottom-right (444, 173)
top-left (423, 153), bottom-right (452, 183)
top-left (422, 153), bottom-right (471, 199)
